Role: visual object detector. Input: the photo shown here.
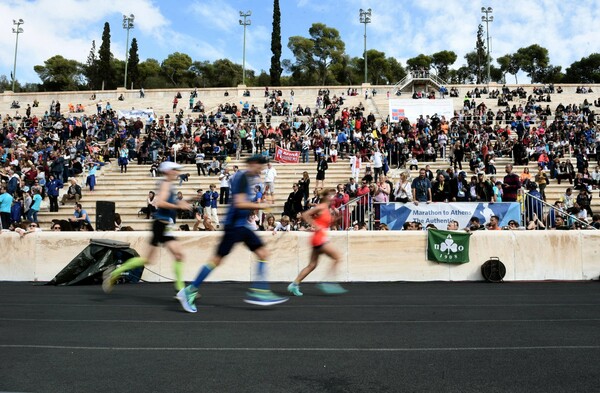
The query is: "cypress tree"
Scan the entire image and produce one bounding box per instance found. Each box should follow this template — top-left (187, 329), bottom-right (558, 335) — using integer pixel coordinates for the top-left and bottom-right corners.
top-left (269, 0), bottom-right (282, 86)
top-left (98, 22), bottom-right (115, 89)
top-left (127, 38), bottom-right (140, 88)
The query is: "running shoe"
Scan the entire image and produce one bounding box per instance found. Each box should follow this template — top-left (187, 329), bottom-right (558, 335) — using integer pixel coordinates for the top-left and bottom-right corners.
top-left (176, 286), bottom-right (198, 313)
top-left (101, 266), bottom-right (116, 294)
top-left (244, 289), bottom-right (289, 306)
top-left (316, 283), bottom-right (348, 295)
top-left (287, 282), bottom-right (303, 297)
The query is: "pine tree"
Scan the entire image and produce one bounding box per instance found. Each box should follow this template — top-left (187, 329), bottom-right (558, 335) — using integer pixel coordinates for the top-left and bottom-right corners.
top-left (84, 40), bottom-right (99, 89)
top-left (474, 24), bottom-right (487, 84)
top-left (98, 22), bottom-right (115, 89)
top-left (127, 38), bottom-right (140, 88)
top-left (269, 0), bottom-right (282, 86)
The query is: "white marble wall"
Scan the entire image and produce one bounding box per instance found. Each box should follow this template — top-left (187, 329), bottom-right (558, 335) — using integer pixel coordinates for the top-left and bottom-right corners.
top-left (0, 231), bottom-right (598, 282)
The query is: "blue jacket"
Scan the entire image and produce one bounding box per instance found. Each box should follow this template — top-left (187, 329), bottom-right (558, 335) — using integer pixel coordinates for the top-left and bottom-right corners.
top-left (46, 179), bottom-right (64, 197)
top-left (203, 191), bottom-right (219, 209)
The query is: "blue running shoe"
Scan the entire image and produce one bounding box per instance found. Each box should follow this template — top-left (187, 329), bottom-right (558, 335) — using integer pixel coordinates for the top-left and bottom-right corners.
top-left (244, 289), bottom-right (289, 306)
top-left (316, 283), bottom-right (348, 295)
top-left (287, 282), bottom-right (303, 296)
top-left (176, 286), bottom-right (197, 313)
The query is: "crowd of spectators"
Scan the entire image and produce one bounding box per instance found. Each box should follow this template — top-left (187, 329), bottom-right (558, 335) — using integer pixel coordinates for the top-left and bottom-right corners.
top-left (2, 82), bottom-right (600, 234)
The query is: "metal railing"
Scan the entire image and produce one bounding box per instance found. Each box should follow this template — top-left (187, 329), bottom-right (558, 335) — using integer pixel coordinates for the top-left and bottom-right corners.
top-left (522, 191), bottom-right (596, 230)
top-left (336, 195), bottom-right (374, 230)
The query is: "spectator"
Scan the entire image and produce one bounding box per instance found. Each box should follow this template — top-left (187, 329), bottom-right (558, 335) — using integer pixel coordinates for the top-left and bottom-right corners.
top-left (297, 171), bottom-right (311, 208)
top-left (68, 203), bottom-right (91, 231)
top-left (486, 215), bottom-right (501, 230)
top-left (61, 178), bottom-right (82, 205)
top-left (272, 215), bottom-right (291, 233)
top-left (316, 154), bottom-right (328, 188)
top-left (283, 183), bottom-right (304, 218)
top-left (393, 172), bottom-right (412, 203)
top-left (28, 188), bottom-right (42, 223)
top-left (204, 184), bottom-right (219, 228)
top-left (218, 169), bottom-right (231, 205)
top-left (502, 164), bottom-right (521, 202)
top-left (207, 157), bottom-right (220, 176)
top-left (263, 162), bottom-right (277, 203)
top-left (446, 220), bottom-right (459, 230)
top-left (450, 171), bottom-right (469, 202)
top-left (144, 191), bottom-right (157, 219)
top-left (0, 186), bottom-right (13, 230)
top-left (476, 173), bottom-right (495, 202)
top-left (45, 174), bottom-right (63, 212)
top-left (535, 167), bottom-right (549, 201)
top-left (195, 151), bottom-right (206, 176)
top-left (431, 173), bottom-right (451, 202)
top-left (411, 168), bottom-right (432, 205)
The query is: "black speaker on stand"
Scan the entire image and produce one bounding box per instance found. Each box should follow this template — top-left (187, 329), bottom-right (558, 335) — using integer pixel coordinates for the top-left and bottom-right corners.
top-left (96, 201), bottom-right (115, 231)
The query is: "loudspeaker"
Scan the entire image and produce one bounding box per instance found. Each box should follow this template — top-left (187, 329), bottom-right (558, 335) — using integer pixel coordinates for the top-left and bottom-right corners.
top-left (481, 257), bottom-right (506, 283)
top-left (96, 201), bottom-right (115, 231)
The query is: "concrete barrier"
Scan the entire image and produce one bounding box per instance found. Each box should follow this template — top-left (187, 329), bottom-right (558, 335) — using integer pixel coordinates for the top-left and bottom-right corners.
top-left (0, 231), bottom-right (598, 282)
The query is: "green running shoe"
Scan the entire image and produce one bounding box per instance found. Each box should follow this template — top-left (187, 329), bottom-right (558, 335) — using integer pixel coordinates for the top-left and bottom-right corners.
top-left (176, 286), bottom-right (197, 313)
top-left (287, 282), bottom-right (303, 297)
top-left (316, 283), bottom-right (348, 295)
top-left (244, 289), bottom-right (289, 306)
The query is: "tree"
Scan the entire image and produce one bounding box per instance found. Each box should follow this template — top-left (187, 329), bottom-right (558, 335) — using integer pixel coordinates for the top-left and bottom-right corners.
top-left (497, 53), bottom-right (521, 84)
top-left (98, 22), bottom-right (115, 89)
top-left (83, 40), bottom-right (100, 89)
top-left (127, 38), bottom-right (140, 88)
top-left (431, 50), bottom-right (457, 82)
top-left (515, 44), bottom-right (550, 83)
top-left (161, 52), bottom-right (193, 86)
top-left (211, 59), bottom-right (245, 87)
top-left (286, 23), bottom-right (345, 85)
top-left (406, 54), bottom-right (432, 71)
top-left (385, 57), bottom-right (407, 84)
top-left (564, 53), bottom-right (600, 83)
top-left (138, 58), bottom-right (163, 87)
top-left (34, 55), bottom-right (84, 91)
top-left (474, 24), bottom-right (487, 83)
top-left (269, 0), bottom-right (282, 86)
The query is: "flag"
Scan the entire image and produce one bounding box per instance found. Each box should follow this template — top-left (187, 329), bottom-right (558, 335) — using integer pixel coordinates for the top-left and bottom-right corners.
top-left (427, 229), bottom-right (471, 264)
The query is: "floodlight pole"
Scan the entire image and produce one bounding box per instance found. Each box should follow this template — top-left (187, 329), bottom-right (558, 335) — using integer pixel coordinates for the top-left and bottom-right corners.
top-left (481, 7), bottom-right (493, 85)
top-left (359, 9), bottom-right (372, 84)
top-left (123, 14), bottom-right (135, 89)
top-left (239, 11), bottom-right (252, 86)
top-left (12, 19), bottom-right (24, 92)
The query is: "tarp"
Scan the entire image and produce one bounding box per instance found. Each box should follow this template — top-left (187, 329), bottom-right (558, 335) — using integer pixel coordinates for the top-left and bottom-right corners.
top-left (47, 239), bottom-right (140, 286)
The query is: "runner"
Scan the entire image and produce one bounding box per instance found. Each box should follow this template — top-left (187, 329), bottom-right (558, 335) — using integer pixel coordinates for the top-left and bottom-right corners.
top-left (176, 155), bottom-right (288, 313)
top-left (287, 188), bottom-right (347, 296)
top-left (102, 161), bottom-right (191, 293)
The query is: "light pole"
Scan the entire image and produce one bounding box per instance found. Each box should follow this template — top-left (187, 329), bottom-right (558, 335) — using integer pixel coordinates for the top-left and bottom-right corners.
top-left (123, 14), bottom-right (135, 89)
top-left (359, 8), bottom-right (372, 84)
top-left (12, 19), bottom-right (24, 92)
top-left (239, 11), bottom-right (251, 86)
top-left (481, 7), bottom-right (493, 84)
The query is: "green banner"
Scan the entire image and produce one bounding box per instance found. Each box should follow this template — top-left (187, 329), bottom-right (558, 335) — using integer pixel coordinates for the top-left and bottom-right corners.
top-left (427, 229), bottom-right (471, 264)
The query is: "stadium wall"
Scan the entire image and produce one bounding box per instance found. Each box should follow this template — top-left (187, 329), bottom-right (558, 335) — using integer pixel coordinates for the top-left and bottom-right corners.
top-left (0, 231), bottom-right (598, 282)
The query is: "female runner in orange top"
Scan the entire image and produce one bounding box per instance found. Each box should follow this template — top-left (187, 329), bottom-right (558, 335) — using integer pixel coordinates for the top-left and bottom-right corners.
top-left (287, 188), bottom-right (347, 296)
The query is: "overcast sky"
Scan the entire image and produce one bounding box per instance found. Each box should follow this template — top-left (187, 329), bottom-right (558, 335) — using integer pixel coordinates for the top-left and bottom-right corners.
top-left (1, 0), bottom-right (598, 84)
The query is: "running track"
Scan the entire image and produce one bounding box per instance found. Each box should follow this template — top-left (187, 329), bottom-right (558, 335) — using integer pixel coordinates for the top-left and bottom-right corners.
top-left (0, 282), bottom-right (599, 392)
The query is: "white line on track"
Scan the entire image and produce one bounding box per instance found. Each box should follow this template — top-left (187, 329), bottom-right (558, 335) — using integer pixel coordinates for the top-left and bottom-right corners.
top-left (1, 303), bottom-right (599, 308)
top-left (1, 318), bottom-right (600, 324)
top-left (1, 344), bottom-right (599, 352)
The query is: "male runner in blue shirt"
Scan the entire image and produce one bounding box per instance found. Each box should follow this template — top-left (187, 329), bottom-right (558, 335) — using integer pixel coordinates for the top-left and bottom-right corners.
top-left (177, 155), bottom-right (288, 312)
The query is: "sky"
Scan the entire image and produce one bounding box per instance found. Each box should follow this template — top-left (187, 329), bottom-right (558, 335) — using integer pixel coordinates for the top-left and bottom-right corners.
top-left (1, 0), bottom-right (599, 85)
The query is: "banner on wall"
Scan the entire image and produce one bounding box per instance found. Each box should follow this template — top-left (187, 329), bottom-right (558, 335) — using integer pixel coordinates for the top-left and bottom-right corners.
top-left (379, 202), bottom-right (521, 230)
top-left (274, 146), bottom-right (300, 164)
top-left (117, 109), bottom-right (155, 121)
top-left (427, 229), bottom-right (471, 264)
top-left (388, 99), bottom-right (454, 123)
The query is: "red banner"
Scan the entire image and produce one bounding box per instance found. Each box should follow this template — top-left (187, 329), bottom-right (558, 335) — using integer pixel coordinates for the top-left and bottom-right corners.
top-left (274, 146), bottom-right (300, 164)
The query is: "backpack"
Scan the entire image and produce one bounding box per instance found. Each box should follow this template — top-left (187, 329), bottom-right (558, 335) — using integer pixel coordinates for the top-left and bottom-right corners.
top-left (200, 192), bottom-right (208, 208)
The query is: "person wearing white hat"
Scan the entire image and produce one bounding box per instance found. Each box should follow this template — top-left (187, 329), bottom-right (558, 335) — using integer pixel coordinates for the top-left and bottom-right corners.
top-left (103, 160), bottom-right (192, 294)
